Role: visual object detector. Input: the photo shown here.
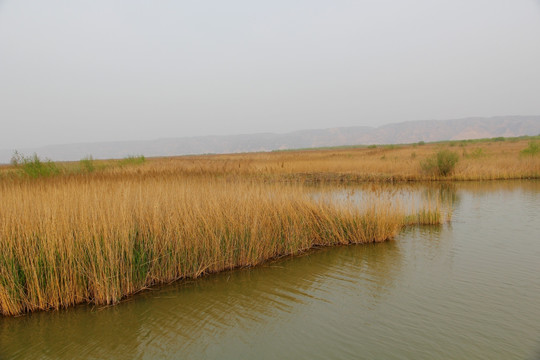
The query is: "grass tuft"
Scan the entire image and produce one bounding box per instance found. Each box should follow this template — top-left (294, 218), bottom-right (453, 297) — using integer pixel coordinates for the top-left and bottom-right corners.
top-left (10, 152), bottom-right (60, 178)
top-left (79, 156), bottom-right (95, 173)
top-left (520, 141), bottom-right (540, 156)
top-left (119, 155), bottom-right (146, 166)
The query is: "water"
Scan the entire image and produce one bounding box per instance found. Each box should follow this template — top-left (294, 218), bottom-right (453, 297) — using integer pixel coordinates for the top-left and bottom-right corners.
top-left (1, 181), bottom-right (540, 359)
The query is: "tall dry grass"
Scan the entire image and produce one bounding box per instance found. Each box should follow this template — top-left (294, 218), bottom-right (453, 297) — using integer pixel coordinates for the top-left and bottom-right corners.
top-left (1, 137), bottom-right (538, 182)
top-left (89, 138), bottom-right (540, 182)
top-left (0, 172), bottom-right (443, 316)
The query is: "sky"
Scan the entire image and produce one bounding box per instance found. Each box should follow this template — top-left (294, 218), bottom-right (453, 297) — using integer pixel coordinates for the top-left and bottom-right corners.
top-left (1, 1), bottom-right (540, 150)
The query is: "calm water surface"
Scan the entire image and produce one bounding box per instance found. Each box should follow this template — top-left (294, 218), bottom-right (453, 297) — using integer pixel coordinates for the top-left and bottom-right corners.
top-left (1, 181), bottom-right (540, 359)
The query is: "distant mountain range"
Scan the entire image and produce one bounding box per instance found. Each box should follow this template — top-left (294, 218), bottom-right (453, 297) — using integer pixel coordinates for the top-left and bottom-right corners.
top-left (2, 116), bottom-right (540, 163)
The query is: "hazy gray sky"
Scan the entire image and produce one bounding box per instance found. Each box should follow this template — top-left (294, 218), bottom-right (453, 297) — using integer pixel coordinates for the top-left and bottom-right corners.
top-left (1, 1), bottom-right (540, 149)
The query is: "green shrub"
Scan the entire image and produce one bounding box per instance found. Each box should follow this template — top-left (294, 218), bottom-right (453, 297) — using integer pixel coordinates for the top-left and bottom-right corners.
top-left (420, 150), bottom-right (459, 176)
top-left (119, 155), bottom-right (146, 166)
top-left (417, 141), bottom-right (425, 146)
top-left (367, 145), bottom-right (377, 149)
top-left (520, 141), bottom-right (540, 156)
top-left (10, 152), bottom-right (60, 178)
top-left (79, 156), bottom-right (95, 173)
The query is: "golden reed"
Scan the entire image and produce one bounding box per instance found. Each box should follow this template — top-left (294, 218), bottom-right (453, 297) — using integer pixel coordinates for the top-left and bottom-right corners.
top-left (0, 172), bottom-right (443, 316)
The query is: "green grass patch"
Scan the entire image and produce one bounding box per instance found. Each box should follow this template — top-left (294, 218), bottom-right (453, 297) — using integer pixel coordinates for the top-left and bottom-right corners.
top-left (10, 152), bottom-right (60, 178)
top-left (79, 156), bottom-right (96, 173)
top-left (119, 155), bottom-right (146, 166)
top-left (520, 141), bottom-right (540, 156)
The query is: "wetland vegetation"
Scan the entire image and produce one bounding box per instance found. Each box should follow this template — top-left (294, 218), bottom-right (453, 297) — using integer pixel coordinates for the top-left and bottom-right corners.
top-left (0, 136), bottom-right (538, 316)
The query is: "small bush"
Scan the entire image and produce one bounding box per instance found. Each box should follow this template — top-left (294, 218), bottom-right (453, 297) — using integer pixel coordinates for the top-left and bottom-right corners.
top-left (493, 137), bottom-right (505, 142)
top-left (79, 156), bottom-right (95, 173)
top-left (10, 152), bottom-right (60, 178)
top-left (420, 150), bottom-right (459, 176)
top-left (417, 141), bottom-right (425, 146)
top-left (520, 141), bottom-right (540, 156)
top-left (367, 145), bottom-right (377, 149)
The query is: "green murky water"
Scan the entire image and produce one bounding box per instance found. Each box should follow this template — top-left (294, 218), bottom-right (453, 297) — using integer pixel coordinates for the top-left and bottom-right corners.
top-left (1, 181), bottom-right (539, 359)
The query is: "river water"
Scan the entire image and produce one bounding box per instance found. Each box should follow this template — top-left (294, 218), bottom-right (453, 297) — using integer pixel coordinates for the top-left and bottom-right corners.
top-left (1, 181), bottom-right (539, 359)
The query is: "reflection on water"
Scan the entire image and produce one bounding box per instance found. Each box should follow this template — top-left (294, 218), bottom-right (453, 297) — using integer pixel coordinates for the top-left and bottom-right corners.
top-left (1, 181), bottom-right (540, 360)
top-left (314, 181), bottom-right (460, 217)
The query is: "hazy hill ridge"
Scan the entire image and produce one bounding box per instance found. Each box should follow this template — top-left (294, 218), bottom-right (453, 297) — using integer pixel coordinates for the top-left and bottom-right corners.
top-left (2, 116), bottom-right (540, 163)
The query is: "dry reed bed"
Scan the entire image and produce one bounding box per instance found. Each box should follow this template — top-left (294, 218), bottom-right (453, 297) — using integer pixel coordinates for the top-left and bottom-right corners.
top-left (0, 174), bottom-right (442, 316)
top-left (95, 139), bottom-right (540, 182)
top-left (1, 138), bottom-right (538, 182)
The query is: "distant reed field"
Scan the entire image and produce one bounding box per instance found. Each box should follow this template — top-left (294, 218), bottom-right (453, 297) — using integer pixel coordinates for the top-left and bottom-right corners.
top-left (128, 137), bottom-right (540, 182)
top-left (1, 137), bottom-right (539, 182)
